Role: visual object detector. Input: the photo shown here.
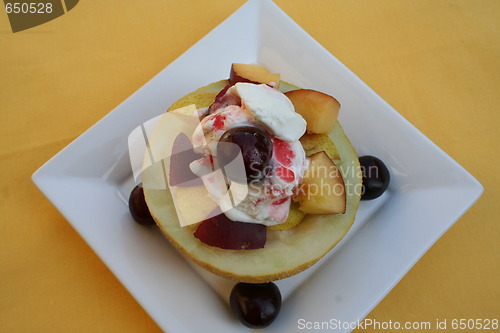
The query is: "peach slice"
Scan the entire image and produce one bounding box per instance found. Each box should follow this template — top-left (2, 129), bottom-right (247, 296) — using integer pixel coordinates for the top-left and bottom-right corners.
top-left (285, 89), bottom-right (340, 134)
top-left (229, 63), bottom-right (280, 88)
top-left (295, 151), bottom-right (346, 214)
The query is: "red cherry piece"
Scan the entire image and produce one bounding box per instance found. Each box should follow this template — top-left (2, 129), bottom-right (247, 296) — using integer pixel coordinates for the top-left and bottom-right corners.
top-left (272, 197), bottom-right (288, 205)
top-left (273, 139), bottom-right (294, 167)
top-left (275, 164), bottom-right (295, 183)
top-left (212, 114), bottom-right (226, 131)
top-left (218, 126), bottom-right (273, 183)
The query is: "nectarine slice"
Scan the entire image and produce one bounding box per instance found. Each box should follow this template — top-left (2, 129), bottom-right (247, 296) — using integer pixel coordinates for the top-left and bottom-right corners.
top-left (229, 63), bottom-right (280, 88)
top-left (285, 89), bottom-right (340, 134)
top-left (296, 151), bottom-right (346, 214)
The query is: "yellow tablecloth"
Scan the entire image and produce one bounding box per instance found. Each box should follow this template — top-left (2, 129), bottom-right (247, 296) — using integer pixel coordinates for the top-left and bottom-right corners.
top-left (1, 1), bottom-right (498, 332)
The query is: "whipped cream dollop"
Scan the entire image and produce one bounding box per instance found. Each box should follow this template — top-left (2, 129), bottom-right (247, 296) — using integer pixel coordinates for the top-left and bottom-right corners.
top-left (229, 83), bottom-right (306, 142)
top-left (190, 83), bottom-right (308, 226)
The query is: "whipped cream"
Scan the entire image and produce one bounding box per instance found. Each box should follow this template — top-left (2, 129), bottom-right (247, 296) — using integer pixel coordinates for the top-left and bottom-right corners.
top-left (190, 83), bottom-right (308, 226)
top-left (229, 83), bottom-right (306, 142)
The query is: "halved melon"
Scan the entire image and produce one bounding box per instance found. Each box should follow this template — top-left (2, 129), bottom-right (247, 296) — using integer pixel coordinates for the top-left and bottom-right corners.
top-left (143, 80), bottom-right (361, 283)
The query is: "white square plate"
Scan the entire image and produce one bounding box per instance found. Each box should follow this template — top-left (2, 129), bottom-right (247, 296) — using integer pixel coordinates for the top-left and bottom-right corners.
top-left (32, 0), bottom-right (483, 332)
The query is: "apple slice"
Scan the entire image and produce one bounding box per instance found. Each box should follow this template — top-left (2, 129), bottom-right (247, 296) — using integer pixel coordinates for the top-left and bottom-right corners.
top-left (194, 213), bottom-right (266, 250)
top-left (295, 151), bottom-right (346, 214)
top-left (229, 63), bottom-right (280, 88)
top-left (285, 89), bottom-right (340, 134)
top-left (300, 133), bottom-right (340, 162)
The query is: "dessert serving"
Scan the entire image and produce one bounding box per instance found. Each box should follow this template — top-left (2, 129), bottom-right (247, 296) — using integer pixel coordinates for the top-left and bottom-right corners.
top-left (128, 63), bottom-right (390, 328)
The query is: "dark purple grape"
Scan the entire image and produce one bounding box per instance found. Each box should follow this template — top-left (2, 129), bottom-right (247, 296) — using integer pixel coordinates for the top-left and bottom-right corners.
top-left (129, 184), bottom-right (155, 225)
top-left (217, 126), bottom-right (272, 183)
top-left (359, 155), bottom-right (390, 200)
top-left (230, 282), bottom-right (281, 328)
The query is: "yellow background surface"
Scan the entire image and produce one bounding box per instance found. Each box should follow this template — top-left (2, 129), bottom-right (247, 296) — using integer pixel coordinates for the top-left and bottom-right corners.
top-left (1, 0), bottom-right (498, 332)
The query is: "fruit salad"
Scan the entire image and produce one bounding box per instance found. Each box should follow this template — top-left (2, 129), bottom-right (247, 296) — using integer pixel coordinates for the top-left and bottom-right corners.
top-left (130, 63), bottom-right (391, 328)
